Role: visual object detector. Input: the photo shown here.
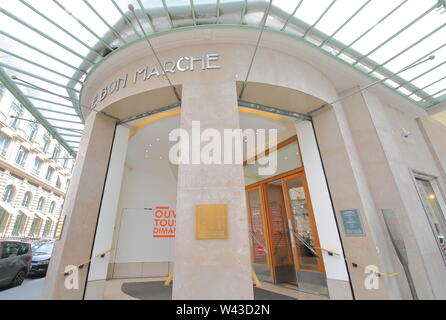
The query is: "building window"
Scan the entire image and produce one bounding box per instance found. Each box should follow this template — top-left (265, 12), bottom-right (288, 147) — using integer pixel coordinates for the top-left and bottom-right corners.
top-left (0, 208), bottom-right (9, 234)
top-left (0, 134), bottom-right (10, 156)
top-left (415, 174), bottom-right (446, 261)
top-left (49, 201), bottom-right (56, 214)
top-left (42, 220), bottom-right (52, 237)
top-left (7, 102), bottom-right (23, 129)
top-left (33, 158), bottom-right (42, 175)
top-left (28, 217), bottom-right (42, 237)
top-left (37, 197), bottom-right (45, 212)
top-left (2, 185), bottom-right (15, 203)
top-left (15, 147), bottom-right (28, 166)
top-left (0, 82), bottom-right (5, 98)
top-left (45, 167), bottom-right (54, 182)
top-left (25, 121), bottom-right (38, 142)
top-left (63, 157), bottom-right (69, 169)
top-left (21, 191), bottom-right (32, 208)
top-left (51, 145), bottom-right (60, 159)
top-left (41, 135), bottom-right (50, 153)
top-left (56, 177), bottom-right (61, 189)
top-left (12, 212), bottom-right (26, 236)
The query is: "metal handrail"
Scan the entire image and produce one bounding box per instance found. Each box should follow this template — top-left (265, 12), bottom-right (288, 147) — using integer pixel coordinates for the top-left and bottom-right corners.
top-left (248, 231), bottom-right (268, 254)
top-left (292, 231), bottom-right (320, 258)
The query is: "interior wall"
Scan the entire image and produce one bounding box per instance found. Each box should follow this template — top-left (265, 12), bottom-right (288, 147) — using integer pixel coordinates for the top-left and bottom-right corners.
top-left (109, 116), bottom-right (179, 279)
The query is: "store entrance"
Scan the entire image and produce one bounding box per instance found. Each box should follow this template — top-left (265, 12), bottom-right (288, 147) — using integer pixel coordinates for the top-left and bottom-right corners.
top-left (244, 139), bottom-right (327, 294)
top-left (246, 170), bottom-right (325, 283)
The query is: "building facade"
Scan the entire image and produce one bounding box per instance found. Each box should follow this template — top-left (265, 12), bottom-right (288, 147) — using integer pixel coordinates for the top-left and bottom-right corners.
top-left (41, 28), bottom-right (446, 300)
top-left (0, 83), bottom-right (73, 240)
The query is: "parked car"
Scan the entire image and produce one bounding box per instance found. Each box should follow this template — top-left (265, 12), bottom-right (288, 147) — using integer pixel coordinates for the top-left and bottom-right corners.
top-left (0, 240), bottom-right (32, 289)
top-left (29, 242), bottom-right (54, 277)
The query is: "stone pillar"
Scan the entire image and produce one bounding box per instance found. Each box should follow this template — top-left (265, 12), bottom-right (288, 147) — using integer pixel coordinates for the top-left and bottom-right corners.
top-left (43, 112), bottom-right (116, 299)
top-left (311, 98), bottom-right (404, 299)
top-left (172, 80), bottom-right (253, 300)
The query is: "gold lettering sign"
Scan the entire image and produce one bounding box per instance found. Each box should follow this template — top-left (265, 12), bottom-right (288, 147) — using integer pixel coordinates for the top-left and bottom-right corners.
top-left (196, 204), bottom-right (228, 239)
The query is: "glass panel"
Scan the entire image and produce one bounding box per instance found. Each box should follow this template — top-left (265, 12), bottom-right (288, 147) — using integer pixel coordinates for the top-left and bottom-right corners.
top-left (0, 208), bottom-right (9, 234)
top-left (0, 134), bottom-right (11, 156)
top-left (285, 176), bottom-right (319, 271)
top-left (416, 177), bottom-right (446, 259)
top-left (244, 140), bottom-right (302, 185)
top-left (265, 180), bottom-right (295, 284)
top-left (29, 217), bottom-right (42, 237)
top-left (246, 188), bottom-right (271, 283)
top-left (42, 220), bottom-right (52, 237)
top-left (265, 182), bottom-right (292, 265)
top-left (247, 189), bottom-right (267, 264)
top-left (12, 213), bottom-right (26, 236)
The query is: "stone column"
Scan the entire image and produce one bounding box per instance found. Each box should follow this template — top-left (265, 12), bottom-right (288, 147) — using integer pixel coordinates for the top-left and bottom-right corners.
top-left (311, 98), bottom-right (403, 299)
top-left (172, 80), bottom-right (253, 300)
top-left (43, 112), bottom-right (116, 299)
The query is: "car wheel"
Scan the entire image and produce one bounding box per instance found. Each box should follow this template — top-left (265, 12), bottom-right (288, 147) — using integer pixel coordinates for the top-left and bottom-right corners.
top-left (12, 270), bottom-right (26, 287)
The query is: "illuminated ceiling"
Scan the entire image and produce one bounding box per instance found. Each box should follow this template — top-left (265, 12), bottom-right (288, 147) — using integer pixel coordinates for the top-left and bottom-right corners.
top-left (0, 0), bottom-right (445, 154)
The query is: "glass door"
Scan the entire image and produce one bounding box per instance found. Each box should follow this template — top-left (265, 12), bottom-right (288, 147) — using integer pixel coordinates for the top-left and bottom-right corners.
top-left (282, 173), bottom-right (328, 295)
top-left (246, 186), bottom-right (272, 282)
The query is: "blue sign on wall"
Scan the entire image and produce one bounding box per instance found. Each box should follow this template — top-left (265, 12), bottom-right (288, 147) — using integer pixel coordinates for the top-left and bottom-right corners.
top-left (339, 209), bottom-right (365, 236)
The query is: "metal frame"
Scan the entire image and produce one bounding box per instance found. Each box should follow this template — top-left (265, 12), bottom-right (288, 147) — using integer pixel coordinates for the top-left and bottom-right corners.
top-left (18, 0), bottom-right (103, 58)
top-left (0, 0), bottom-right (445, 155)
top-left (353, 3), bottom-right (438, 66)
top-left (303, 0), bottom-right (336, 38)
top-left (0, 68), bottom-right (76, 156)
top-left (411, 169), bottom-right (446, 266)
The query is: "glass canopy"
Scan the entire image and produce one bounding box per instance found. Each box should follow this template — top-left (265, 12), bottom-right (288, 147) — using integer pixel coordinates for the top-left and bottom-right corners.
top-left (0, 0), bottom-right (445, 154)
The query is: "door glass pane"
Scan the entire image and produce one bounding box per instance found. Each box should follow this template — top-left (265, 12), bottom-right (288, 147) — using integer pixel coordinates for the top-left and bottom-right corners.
top-left (266, 183), bottom-right (293, 266)
top-left (285, 177), bottom-right (320, 271)
top-left (244, 140), bottom-right (302, 185)
top-left (415, 177), bottom-right (446, 260)
top-left (247, 188), bottom-right (271, 282)
top-left (265, 180), bottom-right (296, 284)
top-left (248, 189), bottom-right (267, 264)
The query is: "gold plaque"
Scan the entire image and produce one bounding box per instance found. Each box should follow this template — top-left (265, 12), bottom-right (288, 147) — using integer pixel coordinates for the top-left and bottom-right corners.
top-left (196, 204), bottom-right (228, 239)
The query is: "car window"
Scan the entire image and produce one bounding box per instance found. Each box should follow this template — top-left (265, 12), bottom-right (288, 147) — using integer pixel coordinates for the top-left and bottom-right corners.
top-left (33, 243), bottom-right (54, 254)
top-left (18, 244), bottom-right (29, 255)
top-left (1, 243), bottom-right (20, 259)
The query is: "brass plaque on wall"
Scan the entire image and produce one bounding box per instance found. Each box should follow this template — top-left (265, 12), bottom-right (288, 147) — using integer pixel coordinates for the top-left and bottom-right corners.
top-left (196, 204), bottom-right (228, 239)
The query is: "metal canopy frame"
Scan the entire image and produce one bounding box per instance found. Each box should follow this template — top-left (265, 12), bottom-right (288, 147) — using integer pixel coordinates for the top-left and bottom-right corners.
top-left (0, 0), bottom-right (445, 156)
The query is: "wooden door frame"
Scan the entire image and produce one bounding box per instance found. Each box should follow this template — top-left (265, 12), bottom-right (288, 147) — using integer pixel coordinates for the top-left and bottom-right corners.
top-left (263, 183), bottom-right (294, 269)
top-left (282, 172), bottom-right (325, 273)
top-left (244, 134), bottom-right (325, 283)
top-left (245, 185), bottom-right (275, 281)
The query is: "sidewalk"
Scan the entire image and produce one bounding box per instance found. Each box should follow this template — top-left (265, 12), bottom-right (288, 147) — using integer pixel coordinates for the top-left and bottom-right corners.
top-left (0, 278), bottom-right (45, 300)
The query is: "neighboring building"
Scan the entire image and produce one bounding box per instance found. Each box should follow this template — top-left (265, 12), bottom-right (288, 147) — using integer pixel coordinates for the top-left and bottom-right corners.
top-left (0, 83), bottom-right (73, 240)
